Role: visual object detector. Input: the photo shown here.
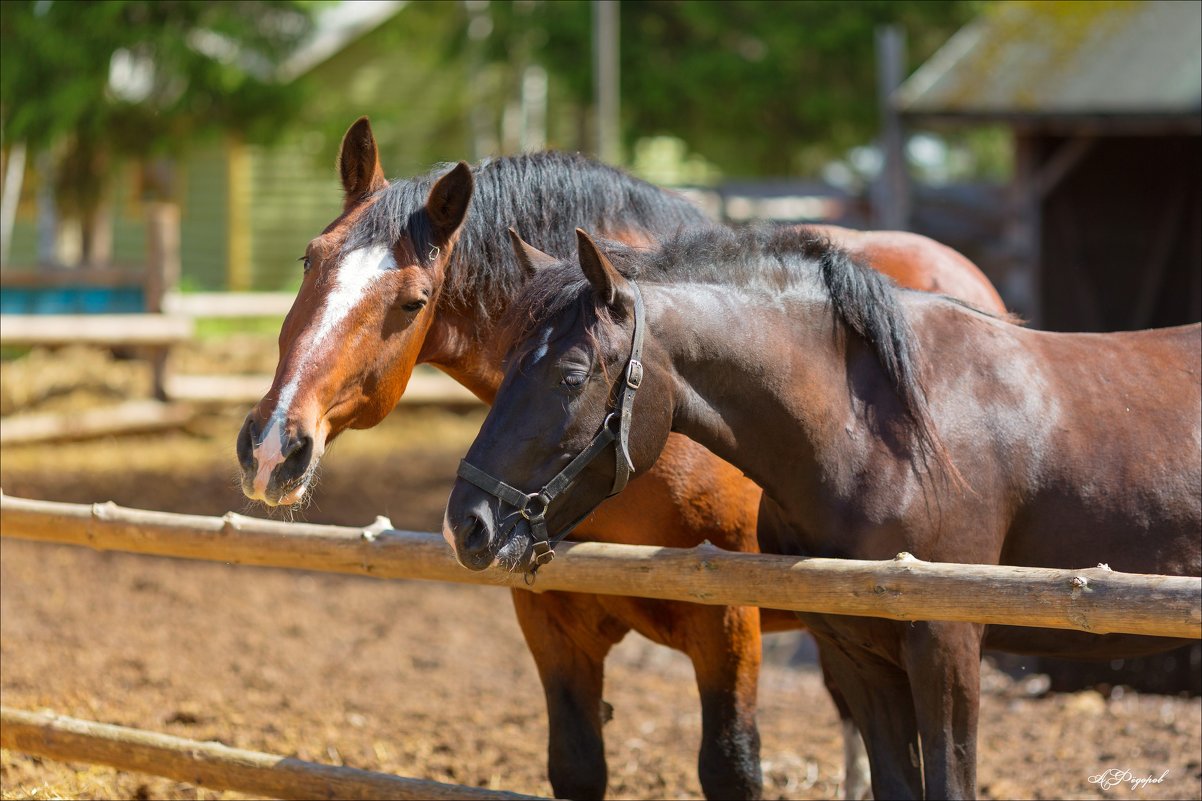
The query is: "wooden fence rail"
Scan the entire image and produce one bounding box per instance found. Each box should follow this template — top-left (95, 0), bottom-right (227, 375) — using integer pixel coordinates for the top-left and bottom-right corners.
top-left (0, 400), bottom-right (194, 445)
top-left (0, 707), bottom-right (546, 801)
top-left (162, 290), bottom-right (296, 318)
top-left (2, 492), bottom-right (1198, 638)
top-left (0, 313), bottom-right (194, 347)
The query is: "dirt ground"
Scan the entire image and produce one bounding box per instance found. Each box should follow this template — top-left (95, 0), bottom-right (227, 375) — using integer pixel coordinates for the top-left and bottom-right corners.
top-left (1, 346), bottom-right (1200, 800)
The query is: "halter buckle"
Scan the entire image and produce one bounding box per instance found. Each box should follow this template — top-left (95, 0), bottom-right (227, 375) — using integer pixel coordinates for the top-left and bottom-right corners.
top-left (530, 539), bottom-right (555, 566)
top-left (625, 359), bottom-right (643, 389)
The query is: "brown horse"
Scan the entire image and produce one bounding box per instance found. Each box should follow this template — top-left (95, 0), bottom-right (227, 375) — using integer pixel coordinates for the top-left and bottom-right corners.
top-left (444, 227), bottom-right (1201, 800)
top-left (236, 118), bottom-right (1007, 799)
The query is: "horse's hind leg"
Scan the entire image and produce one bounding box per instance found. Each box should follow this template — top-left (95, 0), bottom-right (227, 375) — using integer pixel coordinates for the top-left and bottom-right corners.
top-left (682, 603), bottom-right (764, 800)
top-left (511, 588), bottom-right (627, 800)
top-left (822, 665), bottom-right (872, 800)
top-left (903, 621), bottom-right (982, 800)
top-left (817, 639), bottom-right (924, 799)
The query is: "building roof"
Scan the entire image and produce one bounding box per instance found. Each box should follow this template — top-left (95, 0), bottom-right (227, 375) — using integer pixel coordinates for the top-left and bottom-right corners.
top-left (278, 0), bottom-right (406, 82)
top-left (897, 0), bottom-right (1202, 129)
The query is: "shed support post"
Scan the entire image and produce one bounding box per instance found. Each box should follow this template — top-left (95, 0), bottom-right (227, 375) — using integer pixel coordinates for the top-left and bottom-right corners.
top-left (1007, 134), bottom-right (1042, 326)
top-left (145, 202), bottom-right (181, 401)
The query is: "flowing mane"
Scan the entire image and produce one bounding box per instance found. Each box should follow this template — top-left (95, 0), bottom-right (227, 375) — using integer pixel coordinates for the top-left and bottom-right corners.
top-left (341, 151), bottom-right (709, 325)
top-left (500, 225), bottom-right (962, 487)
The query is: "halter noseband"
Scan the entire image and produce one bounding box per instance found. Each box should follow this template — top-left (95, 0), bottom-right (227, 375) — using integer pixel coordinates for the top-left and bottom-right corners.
top-left (456, 281), bottom-right (646, 574)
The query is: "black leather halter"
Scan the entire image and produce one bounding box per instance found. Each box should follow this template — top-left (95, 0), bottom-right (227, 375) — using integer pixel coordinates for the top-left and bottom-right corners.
top-left (456, 282), bottom-right (646, 573)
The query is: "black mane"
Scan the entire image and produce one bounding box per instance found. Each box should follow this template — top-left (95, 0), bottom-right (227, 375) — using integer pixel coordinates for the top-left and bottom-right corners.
top-left (501, 225), bottom-right (958, 485)
top-left (342, 151), bottom-right (709, 325)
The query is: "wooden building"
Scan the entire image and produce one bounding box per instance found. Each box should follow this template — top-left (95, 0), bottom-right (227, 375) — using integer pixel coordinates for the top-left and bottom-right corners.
top-left (4, 1), bottom-right (471, 293)
top-left (897, 0), bottom-right (1201, 331)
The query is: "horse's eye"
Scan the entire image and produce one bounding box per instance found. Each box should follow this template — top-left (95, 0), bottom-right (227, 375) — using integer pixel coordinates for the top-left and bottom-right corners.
top-left (562, 370), bottom-right (588, 388)
top-left (299, 256), bottom-right (312, 273)
top-left (401, 298), bottom-right (428, 314)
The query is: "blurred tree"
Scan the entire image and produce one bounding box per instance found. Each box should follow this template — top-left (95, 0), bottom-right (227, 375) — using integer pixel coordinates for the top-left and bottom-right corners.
top-left (0, 0), bottom-right (316, 263)
top-left (479, 0), bottom-right (980, 177)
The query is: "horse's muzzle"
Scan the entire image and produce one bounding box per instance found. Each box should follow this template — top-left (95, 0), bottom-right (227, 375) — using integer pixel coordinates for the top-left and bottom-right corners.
top-left (237, 414), bottom-right (315, 506)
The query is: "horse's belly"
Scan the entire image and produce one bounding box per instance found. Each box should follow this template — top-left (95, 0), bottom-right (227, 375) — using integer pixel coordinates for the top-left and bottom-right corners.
top-left (984, 626), bottom-right (1191, 660)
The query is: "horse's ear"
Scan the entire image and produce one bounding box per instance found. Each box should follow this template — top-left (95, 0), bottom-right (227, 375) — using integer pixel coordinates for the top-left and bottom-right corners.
top-left (576, 228), bottom-right (625, 307)
top-left (426, 162), bottom-right (473, 245)
top-left (338, 117), bottom-right (388, 207)
top-left (508, 228), bottom-right (558, 279)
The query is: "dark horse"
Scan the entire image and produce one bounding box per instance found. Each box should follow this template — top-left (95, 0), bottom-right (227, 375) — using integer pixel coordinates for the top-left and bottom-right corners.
top-left (237, 118), bottom-right (1007, 799)
top-left (444, 226), bottom-right (1201, 799)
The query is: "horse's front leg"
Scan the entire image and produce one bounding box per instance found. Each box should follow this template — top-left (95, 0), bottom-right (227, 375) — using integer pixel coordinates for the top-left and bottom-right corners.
top-left (511, 588), bottom-right (628, 800)
top-left (680, 602), bottom-right (764, 800)
top-left (903, 620), bottom-right (983, 800)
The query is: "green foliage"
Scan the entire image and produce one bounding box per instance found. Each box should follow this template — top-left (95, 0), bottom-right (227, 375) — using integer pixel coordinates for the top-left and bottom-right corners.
top-left (0, 0), bottom-right (317, 224)
top-left (1, 0), bottom-right (316, 152)
top-left (481, 0), bottom-right (981, 177)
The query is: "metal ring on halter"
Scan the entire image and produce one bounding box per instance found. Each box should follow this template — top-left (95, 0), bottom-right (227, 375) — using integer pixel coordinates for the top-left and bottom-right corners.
top-left (521, 492), bottom-right (551, 522)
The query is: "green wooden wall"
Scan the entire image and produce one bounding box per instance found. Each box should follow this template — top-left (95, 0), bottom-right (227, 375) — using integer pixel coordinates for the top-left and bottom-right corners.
top-left (4, 2), bottom-right (475, 293)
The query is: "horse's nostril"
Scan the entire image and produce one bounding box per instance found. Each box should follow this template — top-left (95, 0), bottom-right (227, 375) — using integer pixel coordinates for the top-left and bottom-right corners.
top-left (236, 417), bottom-right (257, 467)
top-left (282, 434), bottom-right (310, 460)
top-left (456, 514), bottom-right (492, 563)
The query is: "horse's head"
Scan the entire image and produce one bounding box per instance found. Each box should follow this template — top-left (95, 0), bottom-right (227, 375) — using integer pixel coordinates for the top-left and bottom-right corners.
top-left (443, 230), bottom-right (674, 571)
top-left (237, 118), bottom-right (473, 506)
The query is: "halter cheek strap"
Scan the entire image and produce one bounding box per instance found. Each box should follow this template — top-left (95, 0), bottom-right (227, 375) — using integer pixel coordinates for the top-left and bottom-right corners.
top-left (456, 281), bottom-right (646, 573)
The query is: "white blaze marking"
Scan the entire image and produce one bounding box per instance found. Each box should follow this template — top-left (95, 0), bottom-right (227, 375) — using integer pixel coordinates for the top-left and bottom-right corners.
top-left (252, 417), bottom-right (285, 497)
top-left (250, 244), bottom-right (396, 496)
top-left (309, 244), bottom-right (396, 350)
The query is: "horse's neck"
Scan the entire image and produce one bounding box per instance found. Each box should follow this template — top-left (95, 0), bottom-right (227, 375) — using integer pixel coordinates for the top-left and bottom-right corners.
top-left (417, 307), bottom-right (503, 404)
top-left (419, 220), bottom-right (692, 404)
top-left (653, 283), bottom-right (850, 517)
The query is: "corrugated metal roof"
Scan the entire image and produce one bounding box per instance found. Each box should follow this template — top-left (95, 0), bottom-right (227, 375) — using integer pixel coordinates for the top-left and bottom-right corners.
top-left (897, 0), bottom-right (1202, 121)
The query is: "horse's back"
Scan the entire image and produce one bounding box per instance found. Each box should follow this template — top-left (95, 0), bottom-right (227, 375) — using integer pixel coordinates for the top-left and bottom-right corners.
top-left (992, 322), bottom-right (1201, 579)
top-left (806, 224), bottom-right (1007, 315)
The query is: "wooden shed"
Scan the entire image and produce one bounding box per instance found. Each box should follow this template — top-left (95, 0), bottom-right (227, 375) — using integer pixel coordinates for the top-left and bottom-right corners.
top-left (896, 0), bottom-right (1201, 331)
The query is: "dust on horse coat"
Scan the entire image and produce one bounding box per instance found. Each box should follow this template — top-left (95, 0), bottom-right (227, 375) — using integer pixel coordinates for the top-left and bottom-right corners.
top-left (443, 226), bottom-right (1201, 800)
top-left (236, 117), bottom-right (1009, 800)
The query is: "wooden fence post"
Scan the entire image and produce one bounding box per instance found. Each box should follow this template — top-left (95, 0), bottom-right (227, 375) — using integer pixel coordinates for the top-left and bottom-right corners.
top-left (144, 201), bottom-right (181, 400)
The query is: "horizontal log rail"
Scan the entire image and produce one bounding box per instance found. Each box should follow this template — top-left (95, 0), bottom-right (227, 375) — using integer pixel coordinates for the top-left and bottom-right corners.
top-left (0, 314), bottom-right (194, 347)
top-left (165, 369), bottom-right (482, 407)
top-left (0, 400), bottom-right (194, 445)
top-left (0, 707), bottom-right (546, 801)
top-left (1, 492), bottom-right (1198, 638)
top-left (162, 290), bottom-right (296, 318)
